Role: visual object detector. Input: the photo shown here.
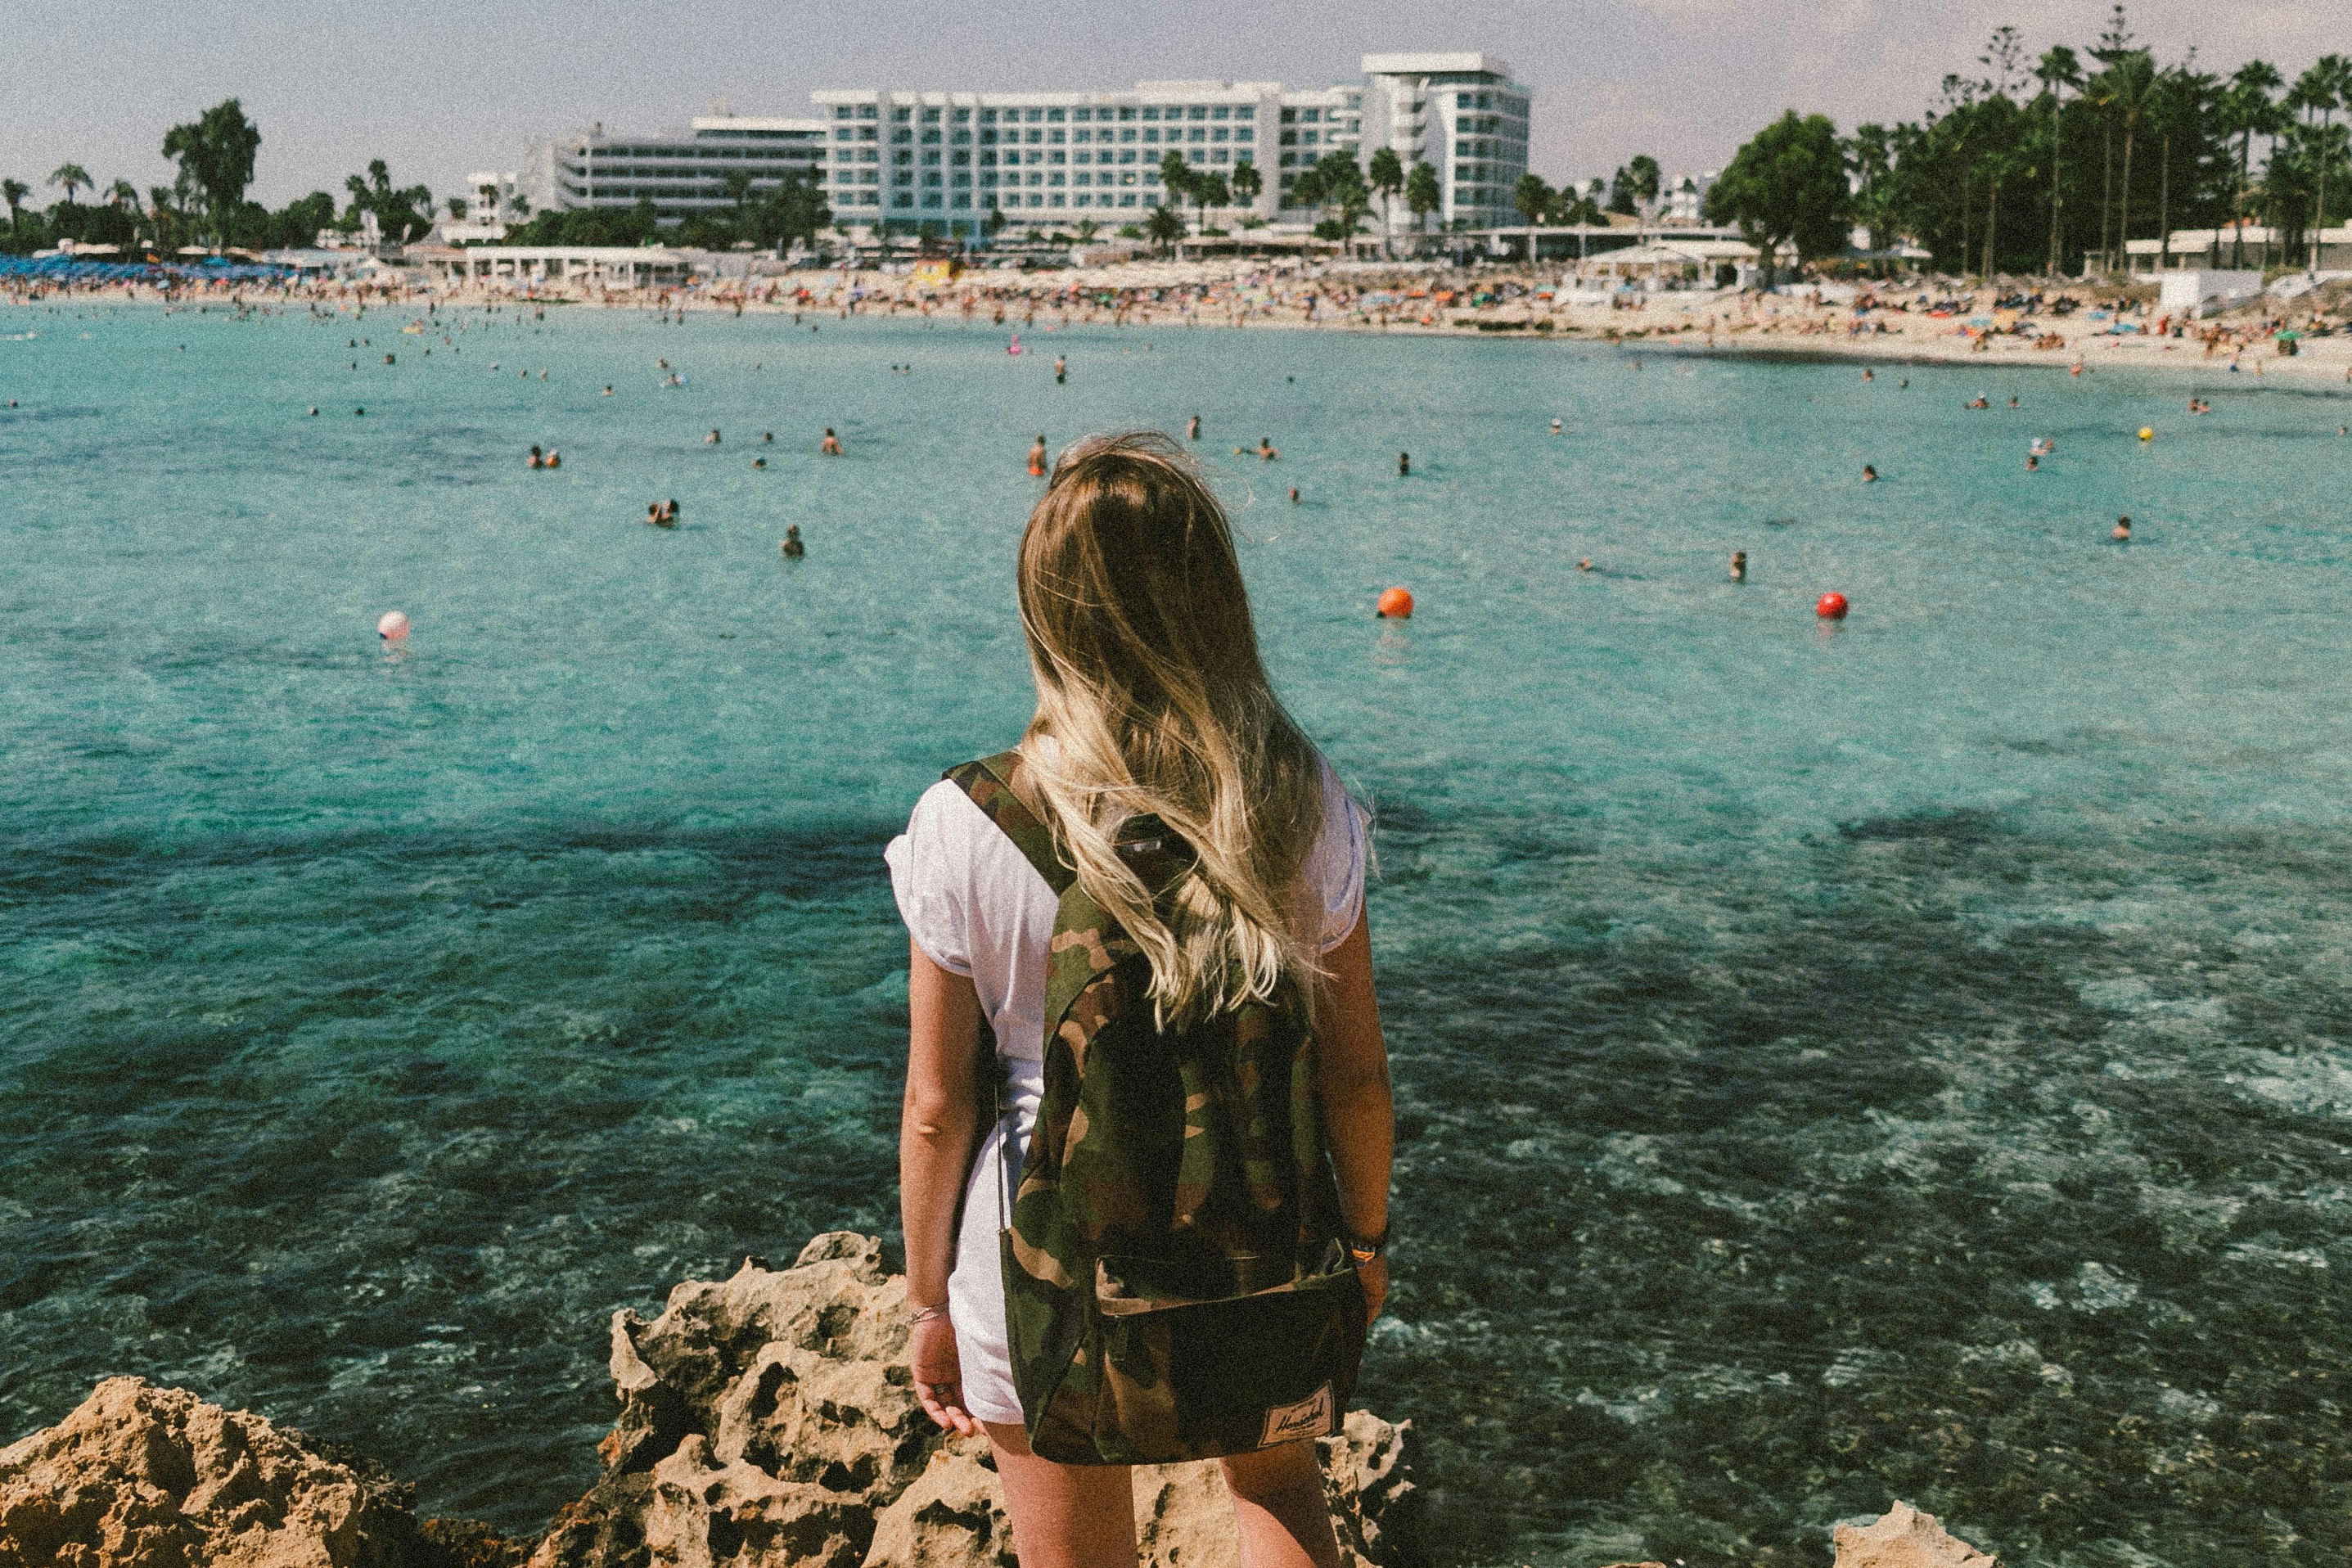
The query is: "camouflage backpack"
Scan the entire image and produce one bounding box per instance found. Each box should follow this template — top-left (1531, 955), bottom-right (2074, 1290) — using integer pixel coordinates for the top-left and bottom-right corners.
top-left (947, 749), bottom-right (1367, 1465)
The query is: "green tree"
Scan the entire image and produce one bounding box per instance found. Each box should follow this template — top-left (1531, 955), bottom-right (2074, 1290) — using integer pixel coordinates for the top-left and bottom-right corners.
top-left (1159, 150), bottom-right (1196, 231)
top-left (1845, 123), bottom-right (1895, 250)
top-left (1195, 170), bottom-right (1230, 233)
top-left (1312, 152), bottom-right (1369, 241)
top-left (160, 101), bottom-right (261, 242)
top-left (1705, 110), bottom-right (1851, 287)
top-left (1229, 158), bottom-right (1262, 211)
top-left (1404, 159), bottom-right (1441, 240)
top-left (1366, 146), bottom-right (1404, 255)
top-left (2216, 61), bottom-right (2284, 265)
top-left (2295, 55), bottom-right (2352, 268)
top-left (48, 163), bottom-right (92, 205)
top-left (1514, 172), bottom-right (1554, 227)
top-left (1145, 201), bottom-right (1185, 255)
top-left (2102, 49), bottom-right (2159, 271)
top-left (1607, 154), bottom-right (1660, 215)
top-left (2, 178), bottom-right (26, 241)
top-left (2035, 46), bottom-right (2084, 273)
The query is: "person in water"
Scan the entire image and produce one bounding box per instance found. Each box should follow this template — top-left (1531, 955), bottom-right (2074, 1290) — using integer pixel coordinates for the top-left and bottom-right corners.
top-left (1729, 550), bottom-right (1747, 582)
top-left (781, 525), bottom-right (805, 558)
top-left (1257, 438), bottom-right (1279, 462)
top-left (1862, 367), bottom-right (1874, 381)
top-left (1550, 418), bottom-right (1563, 434)
top-left (1289, 485), bottom-right (1300, 505)
top-left (528, 445), bottom-right (544, 468)
top-left (1054, 355), bottom-right (1066, 385)
top-left (2026, 453), bottom-right (2039, 471)
top-left (1187, 414), bottom-right (1201, 441)
top-left (764, 431), bottom-right (774, 444)
top-left (822, 428), bottom-right (843, 456)
top-left (1862, 465), bottom-right (1879, 483)
top-left (888, 431), bottom-right (1390, 1568)
top-left (1028, 435), bottom-right (1048, 476)
top-left (707, 429), bottom-right (722, 445)
top-left (547, 451), bottom-right (561, 469)
top-left (1577, 558), bottom-right (1594, 572)
top-left (1396, 452), bottom-right (1409, 477)
top-left (755, 457), bottom-right (767, 470)
top-left (2112, 515), bottom-right (2131, 541)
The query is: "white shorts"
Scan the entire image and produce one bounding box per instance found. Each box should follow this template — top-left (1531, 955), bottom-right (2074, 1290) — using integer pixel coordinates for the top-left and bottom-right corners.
top-left (947, 1056), bottom-right (1043, 1426)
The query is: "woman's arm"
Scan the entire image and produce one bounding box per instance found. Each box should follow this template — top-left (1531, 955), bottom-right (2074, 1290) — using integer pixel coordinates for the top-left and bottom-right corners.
top-left (1317, 910), bottom-right (1393, 1319)
top-left (902, 939), bottom-right (985, 1435)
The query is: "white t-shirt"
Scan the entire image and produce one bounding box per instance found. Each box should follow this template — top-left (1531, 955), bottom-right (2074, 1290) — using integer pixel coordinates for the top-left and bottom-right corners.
top-left (885, 757), bottom-right (1371, 1060)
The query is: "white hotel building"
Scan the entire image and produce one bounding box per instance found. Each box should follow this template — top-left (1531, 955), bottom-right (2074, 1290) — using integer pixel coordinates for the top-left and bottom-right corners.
top-left (815, 52), bottom-right (1526, 239)
top-left (520, 53), bottom-right (1526, 243)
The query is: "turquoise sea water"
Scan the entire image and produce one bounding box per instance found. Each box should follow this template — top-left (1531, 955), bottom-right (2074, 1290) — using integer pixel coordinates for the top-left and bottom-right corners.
top-left (4, 298), bottom-right (2351, 1566)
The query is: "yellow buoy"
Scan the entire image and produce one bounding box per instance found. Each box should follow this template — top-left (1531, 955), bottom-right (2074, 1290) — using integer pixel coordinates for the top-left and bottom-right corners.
top-left (2138, 426), bottom-right (2154, 441)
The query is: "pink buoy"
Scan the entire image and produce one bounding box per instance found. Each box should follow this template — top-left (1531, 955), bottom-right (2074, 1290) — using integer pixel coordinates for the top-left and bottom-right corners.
top-left (377, 611), bottom-right (410, 642)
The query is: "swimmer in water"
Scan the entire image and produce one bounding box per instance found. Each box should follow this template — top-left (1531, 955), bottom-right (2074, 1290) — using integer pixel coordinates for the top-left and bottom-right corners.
top-left (1577, 558), bottom-right (1594, 572)
top-left (1054, 355), bottom-right (1066, 385)
top-left (821, 427), bottom-right (842, 456)
top-left (764, 431), bottom-right (773, 444)
top-left (2026, 453), bottom-right (2039, 471)
top-left (1397, 451), bottom-right (1409, 477)
top-left (603, 385), bottom-right (614, 396)
top-left (1899, 378), bottom-right (1908, 390)
top-left (528, 444), bottom-right (544, 468)
top-left (547, 451), bottom-right (560, 469)
top-left (1969, 396), bottom-right (1989, 410)
top-left (1289, 486), bottom-right (1299, 505)
top-left (2112, 515), bottom-right (2131, 541)
top-left (1729, 550), bottom-right (1746, 581)
top-left (1862, 465), bottom-right (1878, 483)
top-left (1862, 368), bottom-right (1874, 381)
top-left (706, 429), bottom-right (721, 444)
top-left (2008, 395), bottom-right (2020, 408)
top-left (755, 457), bottom-right (767, 469)
top-left (781, 525), bottom-right (805, 558)
top-left (1551, 418), bottom-right (1563, 434)
top-left (1028, 435), bottom-right (1048, 475)
top-left (1187, 414), bottom-right (1201, 440)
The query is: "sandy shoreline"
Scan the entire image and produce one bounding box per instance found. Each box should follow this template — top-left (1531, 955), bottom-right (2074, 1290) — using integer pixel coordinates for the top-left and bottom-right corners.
top-left (12, 261), bottom-right (2352, 391)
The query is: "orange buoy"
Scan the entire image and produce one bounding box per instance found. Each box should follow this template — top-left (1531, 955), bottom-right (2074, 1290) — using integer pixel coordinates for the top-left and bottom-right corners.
top-left (1377, 587), bottom-right (1414, 619)
top-left (1816, 591), bottom-right (1849, 620)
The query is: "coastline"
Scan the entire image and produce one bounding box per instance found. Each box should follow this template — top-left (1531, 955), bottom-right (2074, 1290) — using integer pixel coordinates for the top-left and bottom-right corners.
top-left (11, 260), bottom-right (2350, 390)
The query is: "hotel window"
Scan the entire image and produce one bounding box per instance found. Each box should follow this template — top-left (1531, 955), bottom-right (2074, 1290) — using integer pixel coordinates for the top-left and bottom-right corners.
top-left (1028, 171), bottom-right (1043, 186)
top-left (1212, 106), bottom-right (1231, 120)
top-left (1003, 150), bottom-right (1019, 165)
top-left (1049, 171), bottom-right (1065, 186)
top-left (980, 109), bottom-right (996, 124)
top-left (1075, 172), bottom-right (1091, 187)
top-left (925, 170), bottom-right (942, 186)
top-left (922, 108), bottom-right (941, 124)
top-left (894, 149), bottom-right (912, 165)
top-left (1026, 128), bottom-right (1042, 144)
top-left (1142, 128), bottom-right (1159, 143)
top-left (1303, 132), bottom-right (1318, 146)
top-left (1025, 109), bottom-right (1043, 124)
top-left (1119, 106), bottom-right (1136, 119)
top-left (1188, 128), bottom-right (1205, 143)
top-left (1048, 149), bottom-right (1065, 164)
top-left (951, 150), bottom-right (968, 166)
top-left (1235, 127), bottom-right (1252, 142)
top-left (922, 147), bottom-right (940, 163)
top-left (1280, 130), bottom-right (1295, 146)
top-left (894, 107), bottom-right (912, 123)
top-left (1120, 170), bottom-right (1135, 184)
top-left (1120, 128), bottom-right (1136, 142)
top-left (835, 107), bottom-right (854, 120)
top-left (858, 148), bottom-right (876, 163)
top-left (1302, 109), bottom-right (1320, 123)
top-left (858, 127), bottom-right (876, 141)
top-left (858, 105), bottom-right (877, 119)
top-left (1027, 192), bottom-right (1042, 206)
top-left (1120, 192), bottom-right (1137, 205)
top-left (1119, 149), bottom-right (1135, 164)
top-left (1048, 129), bottom-right (1065, 145)
top-left (1141, 106), bottom-right (1160, 120)
top-left (1075, 128), bottom-right (1091, 144)
top-left (1047, 108), bottom-right (1065, 123)
top-left (953, 109), bottom-right (970, 124)
top-left (1212, 128), bottom-right (1228, 142)
top-left (1210, 148), bottom-right (1228, 164)
top-left (1187, 106), bottom-right (1206, 120)
top-left (953, 130), bottom-right (969, 145)
top-left (1073, 108), bottom-right (1092, 122)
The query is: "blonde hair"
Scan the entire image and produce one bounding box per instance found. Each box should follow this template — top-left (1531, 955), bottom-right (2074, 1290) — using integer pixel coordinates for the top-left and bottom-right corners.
top-left (1016, 431), bottom-right (1327, 1026)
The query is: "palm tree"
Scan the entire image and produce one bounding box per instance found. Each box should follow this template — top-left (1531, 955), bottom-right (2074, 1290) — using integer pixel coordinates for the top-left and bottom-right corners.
top-left (2219, 61), bottom-right (2285, 266)
top-left (1404, 160), bottom-right (1441, 248)
top-left (1229, 160), bottom-right (1262, 227)
top-left (49, 163), bottom-right (92, 205)
top-left (1514, 173), bottom-right (1553, 228)
top-left (1159, 151), bottom-right (1195, 237)
top-left (2034, 46), bottom-right (2082, 276)
top-left (1145, 201), bottom-right (1184, 255)
top-left (1196, 171), bottom-right (1230, 236)
top-left (1367, 146), bottom-right (1403, 257)
top-left (2297, 55), bottom-right (2352, 270)
top-left (2106, 51), bottom-right (2159, 274)
top-left (2, 178), bottom-right (26, 240)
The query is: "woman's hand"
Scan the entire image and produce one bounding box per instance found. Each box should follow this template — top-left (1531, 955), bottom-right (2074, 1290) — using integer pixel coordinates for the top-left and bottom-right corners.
top-left (1357, 1255), bottom-right (1389, 1325)
top-left (910, 1313), bottom-right (980, 1437)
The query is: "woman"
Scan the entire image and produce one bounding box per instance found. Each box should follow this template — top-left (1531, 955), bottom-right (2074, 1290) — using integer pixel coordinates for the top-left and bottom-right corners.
top-left (889, 433), bottom-right (1392, 1568)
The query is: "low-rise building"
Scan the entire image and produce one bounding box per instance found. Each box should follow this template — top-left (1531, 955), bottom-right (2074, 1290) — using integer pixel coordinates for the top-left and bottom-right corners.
top-left (523, 115), bottom-right (828, 223)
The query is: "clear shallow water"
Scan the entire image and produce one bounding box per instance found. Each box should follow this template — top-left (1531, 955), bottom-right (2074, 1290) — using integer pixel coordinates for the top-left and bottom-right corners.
top-left (4, 299), bottom-right (2351, 1567)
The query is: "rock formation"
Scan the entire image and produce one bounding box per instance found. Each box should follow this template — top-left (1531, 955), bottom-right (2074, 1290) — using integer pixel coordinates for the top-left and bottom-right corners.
top-left (1832, 1501), bottom-right (1998, 1568)
top-left (0, 1376), bottom-right (443, 1568)
top-left (529, 1232), bottom-right (1425, 1568)
top-left (0, 1233), bottom-right (1998, 1568)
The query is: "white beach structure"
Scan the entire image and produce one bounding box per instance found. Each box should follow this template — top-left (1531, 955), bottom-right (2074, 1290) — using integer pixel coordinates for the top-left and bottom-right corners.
top-left (434, 246), bottom-right (694, 287)
top-left (2156, 270), bottom-right (2264, 318)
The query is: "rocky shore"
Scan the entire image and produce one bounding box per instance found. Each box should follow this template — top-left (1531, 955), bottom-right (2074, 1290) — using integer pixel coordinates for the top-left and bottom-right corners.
top-left (1, 1233), bottom-right (1994, 1568)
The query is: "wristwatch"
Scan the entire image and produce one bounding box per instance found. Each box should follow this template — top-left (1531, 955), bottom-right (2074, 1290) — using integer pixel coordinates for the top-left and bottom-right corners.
top-left (1345, 1227), bottom-right (1390, 1267)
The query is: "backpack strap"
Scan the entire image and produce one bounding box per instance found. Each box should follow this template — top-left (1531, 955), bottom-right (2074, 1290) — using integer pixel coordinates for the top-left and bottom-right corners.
top-left (945, 750), bottom-right (1075, 895)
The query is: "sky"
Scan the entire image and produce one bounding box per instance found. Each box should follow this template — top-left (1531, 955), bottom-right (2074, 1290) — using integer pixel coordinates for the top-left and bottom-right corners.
top-left (2, 0), bottom-right (2345, 210)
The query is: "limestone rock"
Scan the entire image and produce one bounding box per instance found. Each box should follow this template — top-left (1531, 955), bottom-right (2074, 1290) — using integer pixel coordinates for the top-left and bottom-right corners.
top-left (1832, 1502), bottom-right (1998, 1568)
top-left (538, 1232), bottom-right (1424, 1568)
top-left (0, 1376), bottom-right (425, 1568)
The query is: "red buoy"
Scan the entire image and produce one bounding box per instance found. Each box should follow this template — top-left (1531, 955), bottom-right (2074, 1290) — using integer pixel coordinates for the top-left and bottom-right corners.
top-left (1816, 591), bottom-right (1850, 620)
top-left (1377, 587), bottom-right (1414, 619)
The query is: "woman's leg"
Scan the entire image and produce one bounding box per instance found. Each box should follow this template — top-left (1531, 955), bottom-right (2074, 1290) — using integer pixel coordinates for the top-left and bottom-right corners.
top-left (983, 1422), bottom-right (1134, 1568)
top-left (1219, 1440), bottom-right (1343, 1568)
